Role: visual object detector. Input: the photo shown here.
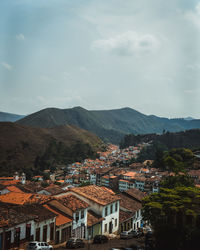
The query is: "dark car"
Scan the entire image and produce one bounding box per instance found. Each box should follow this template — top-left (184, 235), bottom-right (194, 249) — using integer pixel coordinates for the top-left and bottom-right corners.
top-left (110, 248), bottom-right (133, 250)
top-left (129, 244), bottom-right (144, 250)
top-left (93, 235), bottom-right (108, 244)
top-left (145, 231), bottom-right (154, 250)
top-left (66, 238), bottom-right (85, 248)
top-left (120, 230), bottom-right (140, 239)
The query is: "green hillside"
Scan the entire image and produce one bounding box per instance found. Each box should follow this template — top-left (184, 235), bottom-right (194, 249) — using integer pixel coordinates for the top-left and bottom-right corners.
top-left (0, 122), bottom-right (103, 177)
top-left (16, 107), bottom-right (200, 144)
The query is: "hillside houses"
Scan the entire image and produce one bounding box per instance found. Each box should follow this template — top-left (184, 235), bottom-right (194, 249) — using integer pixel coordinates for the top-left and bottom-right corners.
top-left (0, 184), bottom-right (143, 249)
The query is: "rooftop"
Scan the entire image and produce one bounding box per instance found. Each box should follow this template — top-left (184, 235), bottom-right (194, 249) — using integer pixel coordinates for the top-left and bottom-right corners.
top-left (71, 185), bottom-right (120, 206)
top-left (87, 210), bottom-right (103, 227)
top-left (0, 192), bottom-right (51, 205)
top-left (124, 188), bottom-right (146, 202)
top-left (44, 204), bottom-right (72, 226)
top-left (58, 194), bottom-right (89, 212)
top-left (118, 193), bottom-right (142, 213)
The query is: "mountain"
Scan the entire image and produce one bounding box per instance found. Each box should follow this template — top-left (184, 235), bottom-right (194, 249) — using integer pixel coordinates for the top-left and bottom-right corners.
top-left (17, 107), bottom-right (200, 144)
top-left (184, 117), bottom-right (195, 121)
top-left (0, 122), bottom-right (103, 176)
top-left (0, 111), bottom-right (25, 122)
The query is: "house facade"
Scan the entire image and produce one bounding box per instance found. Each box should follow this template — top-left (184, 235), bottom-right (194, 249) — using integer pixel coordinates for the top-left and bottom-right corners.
top-left (68, 185), bottom-right (120, 237)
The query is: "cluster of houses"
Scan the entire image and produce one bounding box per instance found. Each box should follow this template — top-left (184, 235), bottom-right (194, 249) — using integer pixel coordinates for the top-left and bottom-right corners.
top-left (50, 144), bottom-right (163, 194)
top-left (2, 143), bottom-right (198, 249)
top-left (0, 176), bottom-right (145, 250)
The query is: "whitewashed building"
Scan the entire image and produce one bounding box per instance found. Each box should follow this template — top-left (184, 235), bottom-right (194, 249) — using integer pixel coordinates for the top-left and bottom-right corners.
top-left (68, 185), bottom-right (120, 236)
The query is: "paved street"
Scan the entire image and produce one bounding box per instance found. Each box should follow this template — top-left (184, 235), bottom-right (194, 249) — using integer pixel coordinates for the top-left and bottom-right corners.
top-left (55, 237), bottom-right (145, 250)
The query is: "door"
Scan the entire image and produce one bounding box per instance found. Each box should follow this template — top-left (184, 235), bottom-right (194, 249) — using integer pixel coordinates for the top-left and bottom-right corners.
top-left (5, 231), bottom-right (11, 250)
top-left (55, 231), bottom-right (60, 244)
top-left (43, 225), bottom-right (47, 242)
top-left (26, 224), bottom-right (31, 241)
top-left (14, 227), bottom-right (20, 248)
top-left (109, 221), bottom-right (112, 234)
top-left (0, 233), bottom-right (2, 250)
top-left (50, 223), bottom-right (54, 241)
top-left (36, 228), bottom-right (40, 241)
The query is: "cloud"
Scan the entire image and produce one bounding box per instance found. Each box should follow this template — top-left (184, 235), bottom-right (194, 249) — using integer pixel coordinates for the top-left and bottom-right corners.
top-left (1, 62), bottom-right (13, 70)
top-left (186, 63), bottom-right (200, 70)
top-left (16, 33), bottom-right (25, 41)
top-left (92, 31), bottom-right (160, 56)
top-left (185, 2), bottom-right (200, 29)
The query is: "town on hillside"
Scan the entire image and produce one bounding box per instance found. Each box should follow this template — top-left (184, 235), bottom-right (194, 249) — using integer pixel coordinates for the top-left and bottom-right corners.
top-left (0, 143), bottom-right (200, 250)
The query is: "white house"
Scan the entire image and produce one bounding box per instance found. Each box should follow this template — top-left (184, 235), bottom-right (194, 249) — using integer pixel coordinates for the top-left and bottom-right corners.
top-left (0, 204), bottom-right (56, 250)
top-left (55, 194), bottom-right (89, 239)
top-left (68, 185), bottom-right (120, 237)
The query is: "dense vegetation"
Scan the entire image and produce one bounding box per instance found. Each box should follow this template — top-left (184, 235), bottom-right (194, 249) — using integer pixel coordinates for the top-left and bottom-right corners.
top-left (123, 130), bottom-right (200, 163)
top-left (143, 186), bottom-right (200, 250)
top-left (34, 140), bottom-right (98, 174)
top-left (0, 122), bottom-right (103, 178)
top-left (120, 129), bottom-right (200, 149)
top-left (17, 106), bottom-right (200, 144)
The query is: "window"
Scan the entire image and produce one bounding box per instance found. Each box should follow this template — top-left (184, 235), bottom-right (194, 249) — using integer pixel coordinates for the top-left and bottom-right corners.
top-left (105, 207), bottom-right (108, 216)
top-left (115, 202), bottom-right (118, 212)
top-left (110, 204), bottom-right (113, 214)
top-left (81, 210), bottom-right (84, 219)
top-left (76, 212), bottom-right (79, 222)
top-left (104, 223), bottom-right (107, 232)
top-left (115, 218), bottom-right (117, 227)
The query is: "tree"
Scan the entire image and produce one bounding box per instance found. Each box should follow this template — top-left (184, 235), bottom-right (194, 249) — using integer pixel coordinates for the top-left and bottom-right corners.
top-left (161, 174), bottom-right (194, 189)
top-left (142, 187), bottom-right (200, 250)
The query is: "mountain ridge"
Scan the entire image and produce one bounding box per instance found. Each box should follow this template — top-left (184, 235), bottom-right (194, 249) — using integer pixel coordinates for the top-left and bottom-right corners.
top-left (0, 111), bottom-right (25, 122)
top-left (16, 106), bottom-right (200, 144)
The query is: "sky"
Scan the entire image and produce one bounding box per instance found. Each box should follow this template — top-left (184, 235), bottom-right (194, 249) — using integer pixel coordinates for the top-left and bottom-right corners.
top-left (0, 0), bottom-right (200, 118)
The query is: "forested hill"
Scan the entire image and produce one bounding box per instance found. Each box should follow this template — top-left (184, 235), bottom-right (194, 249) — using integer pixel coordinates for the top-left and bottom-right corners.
top-left (0, 111), bottom-right (25, 122)
top-left (120, 129), bottom-right (200, 150)
top-left (0, 122), bottom-right (103, 177)
top-left (16, 106), bottom-right (200, 144)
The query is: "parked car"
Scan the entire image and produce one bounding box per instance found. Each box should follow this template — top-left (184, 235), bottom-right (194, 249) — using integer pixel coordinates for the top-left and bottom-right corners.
top-left (129, 244), bottom-right (144, 250)
top-left (110, 248), bottom-right (133, 250)
top-left (120, 230), bottom-right (140, 239)
top-left (93, 235), bottom-right (108, 244)
top-left (26, 241), bottom-right (53, 250)
top-left (66, 238), bottom-right (85, 248)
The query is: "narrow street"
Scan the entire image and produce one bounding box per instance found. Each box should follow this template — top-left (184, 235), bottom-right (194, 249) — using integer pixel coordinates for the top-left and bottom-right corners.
top-left (55, 237), bottom-right (145, 250)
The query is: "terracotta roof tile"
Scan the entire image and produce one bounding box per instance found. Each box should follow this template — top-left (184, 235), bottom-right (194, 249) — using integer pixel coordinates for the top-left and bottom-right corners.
top-left (119, 209), bottom-right (134, 223)
top-left (6, 185), bottom-right (24, 193)
top-left (44, 204), bottom-right (72, 226)
top-left (124, 188), bottom-right (146, 202)
top-left (58, 194), bottom-right (89, 212)
top-left (0, 192), bottom-right (51, 205)
top-left (118, 193), bottom-right (142, 213)
top-left (71, 185), bottom-right (120, 206)
top-left (87, 210), bottom-right (103, 227)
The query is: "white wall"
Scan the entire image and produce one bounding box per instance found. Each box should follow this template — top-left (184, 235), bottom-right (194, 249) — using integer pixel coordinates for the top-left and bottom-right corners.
top-left (34, 217), bottom-right (55, 242)
top-left (102, 201), bottom-right (119, 234)
top-left (3, 220), bottom-right (34, 243)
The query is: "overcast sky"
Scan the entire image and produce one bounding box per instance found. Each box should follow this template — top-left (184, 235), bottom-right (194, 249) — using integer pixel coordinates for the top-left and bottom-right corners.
top-left (0, 0), bottom-right (200, 118)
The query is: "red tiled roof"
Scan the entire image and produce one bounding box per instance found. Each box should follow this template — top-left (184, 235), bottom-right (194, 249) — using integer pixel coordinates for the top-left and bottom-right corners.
top-left (71, 185), bottom-right (120, 206)
top-left (0, 192), bottom-right (51, 205)
top-left (0, 180), bottom-right (20, 186)
top-left (58, 194), bottom-right (89, 212)
top-left (118, 193), bottom-right (142, 213)
top-left (87, 210), bottom-right (103, 227)
top-left (124, 188), bottom-right (146, 201)
top-left (119, 209), bottom-right (134, 223)
top-left (44, 204), bottom-right (72, 226)
top-left (6, 186), bottom-right (24, 193)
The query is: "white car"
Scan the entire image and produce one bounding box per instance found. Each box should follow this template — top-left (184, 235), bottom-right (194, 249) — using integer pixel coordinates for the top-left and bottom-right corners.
top-left (26, 241), bottom-right (53, 250)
